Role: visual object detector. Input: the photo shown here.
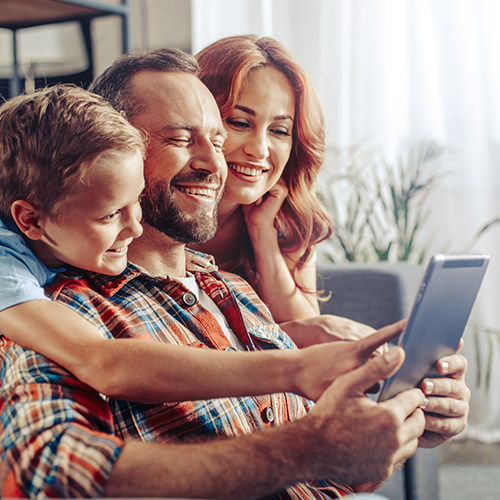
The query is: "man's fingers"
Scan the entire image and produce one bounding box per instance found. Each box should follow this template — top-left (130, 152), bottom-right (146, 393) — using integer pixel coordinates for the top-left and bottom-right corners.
top-left (344, 346), bottom-right (406, 396)
top-left (383, 388), bottom-right (427, 421)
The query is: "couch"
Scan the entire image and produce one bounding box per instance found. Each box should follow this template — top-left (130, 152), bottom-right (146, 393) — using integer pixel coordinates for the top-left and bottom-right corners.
top-left (317, 262), bottom-right (440, 500)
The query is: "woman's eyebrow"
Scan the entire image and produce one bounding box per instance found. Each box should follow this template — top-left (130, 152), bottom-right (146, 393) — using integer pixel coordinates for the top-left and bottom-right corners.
top-left (234, 104), bottom-right (293, 121)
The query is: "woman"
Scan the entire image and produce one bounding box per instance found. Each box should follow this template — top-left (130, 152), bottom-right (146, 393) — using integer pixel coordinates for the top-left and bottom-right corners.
top-left (194, 34), bottom-right (332, 324)
top-left (194, 35), bottom-right (375, 344)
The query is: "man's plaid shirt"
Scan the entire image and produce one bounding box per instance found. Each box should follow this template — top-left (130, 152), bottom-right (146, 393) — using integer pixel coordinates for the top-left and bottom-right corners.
top-left (0, 250), bottom-right (352, 498)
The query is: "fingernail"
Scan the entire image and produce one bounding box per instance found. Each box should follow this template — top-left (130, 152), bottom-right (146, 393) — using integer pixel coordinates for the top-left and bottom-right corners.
top-left (423, 380), bottom-right (434, 395)
top-left (420, 398), bottom-right (429, 409)
top-left (439, 360), bottom-right (450, 374)
top-left (383, 348), bottom-right (399, 364)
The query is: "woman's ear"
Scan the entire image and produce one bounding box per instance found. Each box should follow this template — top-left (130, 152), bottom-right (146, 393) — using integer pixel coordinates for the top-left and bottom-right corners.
top-left (10, 200), bottom-right (45, 240)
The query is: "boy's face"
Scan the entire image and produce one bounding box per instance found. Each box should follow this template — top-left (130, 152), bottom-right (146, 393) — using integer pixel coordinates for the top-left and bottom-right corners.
top-left (37, 149), bottom-right (144, 275)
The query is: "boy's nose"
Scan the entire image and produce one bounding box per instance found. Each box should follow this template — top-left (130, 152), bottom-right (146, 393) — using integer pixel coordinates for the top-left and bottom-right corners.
top-left (124, 204), bottom-right (143, 239)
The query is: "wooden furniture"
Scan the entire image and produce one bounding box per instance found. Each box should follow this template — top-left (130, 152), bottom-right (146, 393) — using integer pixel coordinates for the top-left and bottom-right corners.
top-left (0, 0), bottom-right (131, 97)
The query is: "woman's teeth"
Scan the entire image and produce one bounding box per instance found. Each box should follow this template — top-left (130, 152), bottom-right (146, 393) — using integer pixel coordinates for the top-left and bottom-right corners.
top-left (229, 163), bottom-right (263, 176)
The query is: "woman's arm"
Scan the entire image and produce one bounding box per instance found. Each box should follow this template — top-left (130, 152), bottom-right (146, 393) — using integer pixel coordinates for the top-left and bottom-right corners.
top-left (243, 180), bottom-right (320, 322)
top-left (279, 314), bottom-right (377, 348)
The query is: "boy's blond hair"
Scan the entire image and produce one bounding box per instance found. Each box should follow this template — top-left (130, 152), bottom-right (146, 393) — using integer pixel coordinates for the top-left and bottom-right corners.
top-left (0, 85), bottom-right (145, 222)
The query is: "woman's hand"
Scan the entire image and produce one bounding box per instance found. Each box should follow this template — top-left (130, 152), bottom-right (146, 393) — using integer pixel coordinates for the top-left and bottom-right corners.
top-left (241, 179), bottom-right (321, 321)
top-left (418, 346), bottom-right (470, 448)
top-left (280, 314), bottom-right (377, 348)
top-left (242, 179), bottom-right (288, 237)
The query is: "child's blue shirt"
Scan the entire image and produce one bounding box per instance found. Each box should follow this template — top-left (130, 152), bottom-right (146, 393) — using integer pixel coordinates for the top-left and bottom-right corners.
top-left (0, 218), bottom-right (59, 311)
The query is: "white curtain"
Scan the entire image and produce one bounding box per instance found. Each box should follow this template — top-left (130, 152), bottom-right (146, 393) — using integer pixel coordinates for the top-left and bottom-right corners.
top-left (191, 0), bottom-right (500, 441)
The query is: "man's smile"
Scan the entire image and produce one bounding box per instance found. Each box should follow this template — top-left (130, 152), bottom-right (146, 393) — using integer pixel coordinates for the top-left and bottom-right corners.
top-left (176, 185), bottom-right (218, 199)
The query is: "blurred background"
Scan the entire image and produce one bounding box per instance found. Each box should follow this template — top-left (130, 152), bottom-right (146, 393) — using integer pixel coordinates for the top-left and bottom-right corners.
top-left (1, 0), bottom-right (499, 463)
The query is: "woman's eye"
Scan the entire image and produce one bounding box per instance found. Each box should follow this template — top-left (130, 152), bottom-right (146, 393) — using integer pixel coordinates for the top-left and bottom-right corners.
top-left (226, 118), bottom-right (249, 129)
top-left (271, 128), bottom-right (291, 137)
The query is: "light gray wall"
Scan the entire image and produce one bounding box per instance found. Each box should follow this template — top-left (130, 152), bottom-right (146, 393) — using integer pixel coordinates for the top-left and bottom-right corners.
top-left (92, 0), bottom-right (192, 77)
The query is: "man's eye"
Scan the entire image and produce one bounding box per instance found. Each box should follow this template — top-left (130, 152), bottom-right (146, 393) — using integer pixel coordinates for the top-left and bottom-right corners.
top-left (212, 140), bottom-right (225, 152)
top-left (169, 137), bottom-right (191, 145)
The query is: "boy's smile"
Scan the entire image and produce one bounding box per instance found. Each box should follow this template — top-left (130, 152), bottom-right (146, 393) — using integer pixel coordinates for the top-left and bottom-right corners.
top-left (36, 149), bottom-right (144, 275)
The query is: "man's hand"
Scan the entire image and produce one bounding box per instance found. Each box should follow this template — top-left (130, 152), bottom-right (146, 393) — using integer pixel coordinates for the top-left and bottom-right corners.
top-left (301, 345), bottom-right (427, 488)
top-left (292, 321), bottom-right (404, 401)
top-left (418, 347), bottom-right (470, 448)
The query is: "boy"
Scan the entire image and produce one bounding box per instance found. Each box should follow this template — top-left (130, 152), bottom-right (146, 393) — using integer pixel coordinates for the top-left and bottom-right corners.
top-left (0, 85), bottom-right (381, 404)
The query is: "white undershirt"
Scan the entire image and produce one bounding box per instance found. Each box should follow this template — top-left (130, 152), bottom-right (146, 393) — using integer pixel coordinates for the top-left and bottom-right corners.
top-left (177, 274), bottom-right (245, 351)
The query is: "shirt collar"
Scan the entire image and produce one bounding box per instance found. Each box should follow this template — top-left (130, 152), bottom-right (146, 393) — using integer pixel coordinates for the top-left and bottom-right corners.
top-left (51, 248), bottom-right (218, 298)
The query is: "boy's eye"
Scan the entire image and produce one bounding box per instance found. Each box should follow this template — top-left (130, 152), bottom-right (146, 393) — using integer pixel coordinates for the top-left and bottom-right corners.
top-left (100, 211), bottom-right (119, 222)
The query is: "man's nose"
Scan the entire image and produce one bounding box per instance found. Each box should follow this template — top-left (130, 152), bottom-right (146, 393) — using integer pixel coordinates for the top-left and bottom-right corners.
top-left (191, 139), bottom-right (226, 176)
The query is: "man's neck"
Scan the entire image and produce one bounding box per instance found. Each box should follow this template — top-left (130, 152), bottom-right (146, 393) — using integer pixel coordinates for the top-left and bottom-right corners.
top-left (128, 223), bottom-right (187, 277)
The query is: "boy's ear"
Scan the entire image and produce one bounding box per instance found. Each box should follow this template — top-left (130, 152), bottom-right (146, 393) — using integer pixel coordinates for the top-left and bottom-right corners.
top-left (10, 200), bottom-right (45, 240)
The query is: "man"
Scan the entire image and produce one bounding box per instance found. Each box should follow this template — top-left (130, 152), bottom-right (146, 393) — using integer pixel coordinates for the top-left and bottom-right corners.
top-left (0, 49), bottom-right (469, 499)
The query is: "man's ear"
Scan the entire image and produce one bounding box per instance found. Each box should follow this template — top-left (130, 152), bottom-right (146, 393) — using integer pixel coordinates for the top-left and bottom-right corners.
top-left (10, 200), bottom-right (45, 240)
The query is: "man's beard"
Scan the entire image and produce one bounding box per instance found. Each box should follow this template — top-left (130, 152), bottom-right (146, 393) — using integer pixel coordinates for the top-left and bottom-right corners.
top-left (141, 174), bottom-right (220, 244)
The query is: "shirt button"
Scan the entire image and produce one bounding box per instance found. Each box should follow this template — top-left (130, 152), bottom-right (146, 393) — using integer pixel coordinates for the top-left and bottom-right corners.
top-left (182, 292), bottom-right (197, 306)
top-left (262, 406), bottom-right (275, 424)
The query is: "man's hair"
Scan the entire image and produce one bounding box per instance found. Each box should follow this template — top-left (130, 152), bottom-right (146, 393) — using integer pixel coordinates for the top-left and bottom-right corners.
top-left (0, 84), bottom-right (144, 222)
top-left (90, 48), bottom-right (199, 120)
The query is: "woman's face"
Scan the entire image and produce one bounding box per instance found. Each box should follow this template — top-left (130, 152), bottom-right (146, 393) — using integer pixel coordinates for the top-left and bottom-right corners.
top-left (221, 65), bottom-right (295, 206)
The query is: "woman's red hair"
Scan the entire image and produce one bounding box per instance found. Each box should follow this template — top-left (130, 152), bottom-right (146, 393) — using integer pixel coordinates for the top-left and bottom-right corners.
top-left (196, 35), bottom-right (333, 285)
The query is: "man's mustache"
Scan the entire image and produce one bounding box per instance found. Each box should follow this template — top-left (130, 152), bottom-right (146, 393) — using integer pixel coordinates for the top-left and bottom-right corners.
top-left (170, 171), bottom-right (222, 190)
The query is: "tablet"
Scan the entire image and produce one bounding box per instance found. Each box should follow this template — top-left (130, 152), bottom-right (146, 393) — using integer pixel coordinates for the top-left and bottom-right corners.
top-left (377, 253), bottom-right (490, 402)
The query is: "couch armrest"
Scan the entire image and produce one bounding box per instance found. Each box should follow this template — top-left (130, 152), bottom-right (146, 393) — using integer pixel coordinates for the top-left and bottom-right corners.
top-left (317, 262), bottom-right (439, 500)
top-left (318, 263), bottom-right (424, 327)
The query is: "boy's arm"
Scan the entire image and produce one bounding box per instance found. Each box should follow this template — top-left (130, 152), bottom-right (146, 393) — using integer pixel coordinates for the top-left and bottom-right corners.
top-left (0, 300), bottom-right (399, 403)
